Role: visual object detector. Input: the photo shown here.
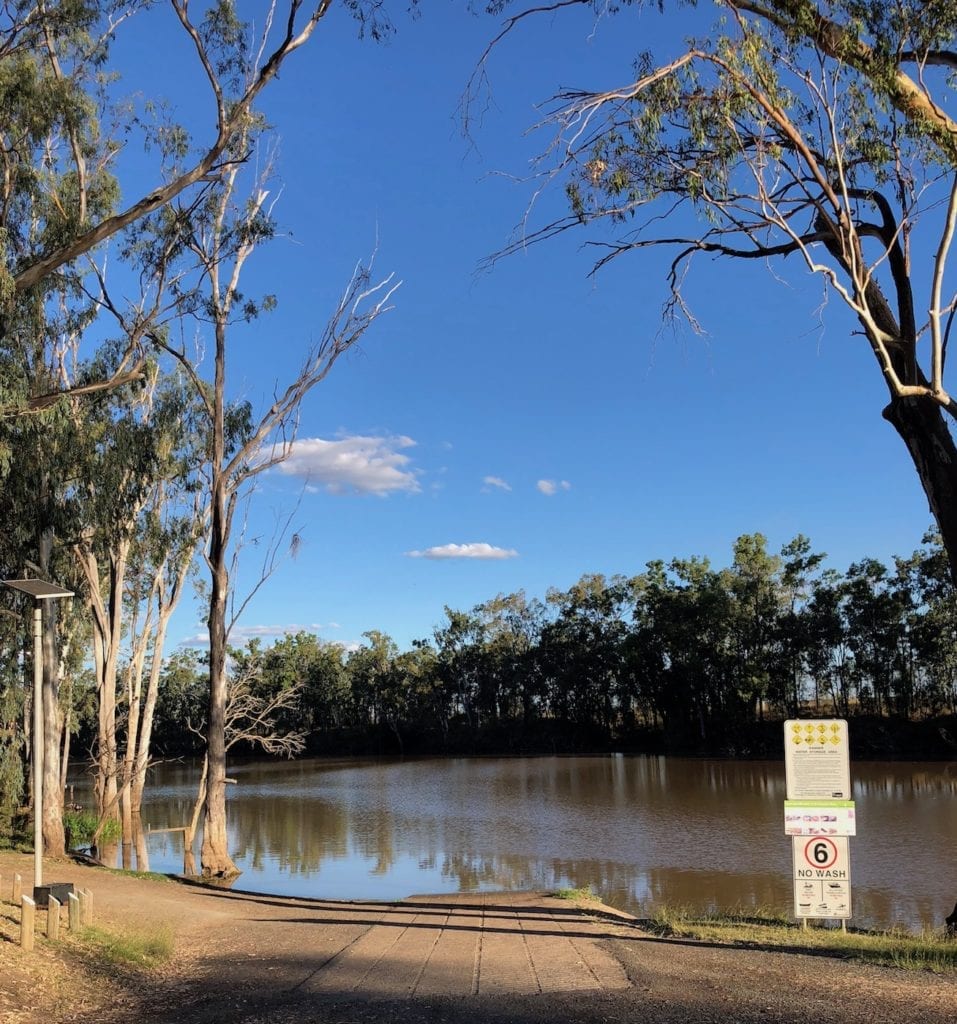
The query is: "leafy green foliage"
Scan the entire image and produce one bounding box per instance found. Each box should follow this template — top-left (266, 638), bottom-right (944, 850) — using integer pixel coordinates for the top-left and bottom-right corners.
top-left (135, 530), bottom-right (957, 761)
top-left (64, 808), bottom-right (121, 846)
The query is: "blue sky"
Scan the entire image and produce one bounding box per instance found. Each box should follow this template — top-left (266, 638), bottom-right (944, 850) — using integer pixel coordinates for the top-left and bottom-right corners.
top-left (111, 2), bottom-right (934, 652)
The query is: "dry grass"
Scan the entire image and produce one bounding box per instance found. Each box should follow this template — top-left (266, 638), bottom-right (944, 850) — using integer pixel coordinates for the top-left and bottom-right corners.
top-left (647, 904), bottom-right (957, 972)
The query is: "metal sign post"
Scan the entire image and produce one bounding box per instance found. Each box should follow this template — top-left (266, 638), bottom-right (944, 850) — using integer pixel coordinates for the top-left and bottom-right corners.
top-left (783, 719), bottom-right (854, 927)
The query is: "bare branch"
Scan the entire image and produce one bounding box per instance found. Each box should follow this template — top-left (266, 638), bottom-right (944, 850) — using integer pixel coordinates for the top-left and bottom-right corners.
top-left (930, 176), bottom-right (957, 395)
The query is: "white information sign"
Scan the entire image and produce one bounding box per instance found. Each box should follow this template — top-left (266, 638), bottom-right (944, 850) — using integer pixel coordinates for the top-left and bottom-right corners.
top-left (784, 799), bottom-right (856, 837)
top-left (792, 835), bottom-right (851, 919)
top-left (784, 719), bottom-right (851, 800)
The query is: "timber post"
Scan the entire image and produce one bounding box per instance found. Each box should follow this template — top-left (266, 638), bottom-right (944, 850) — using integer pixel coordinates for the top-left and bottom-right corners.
top-left (20, 895), bottom-right (35, 950)
top-left (48, 895), bottom-right (61, 940)
top-left (12, 872), bottom-right (21, 902)
top-left (68, 891), bottom-right (81, 931)
top-left (79, 888), bottom-right (93, 926)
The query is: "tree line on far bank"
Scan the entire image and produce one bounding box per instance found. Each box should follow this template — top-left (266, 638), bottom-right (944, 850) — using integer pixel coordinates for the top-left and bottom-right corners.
top-left (109, 530), bottom-right (957, 769)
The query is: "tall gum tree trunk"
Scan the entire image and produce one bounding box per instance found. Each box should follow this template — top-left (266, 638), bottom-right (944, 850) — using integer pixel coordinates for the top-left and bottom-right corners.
top-left (38, 528), bottom-right (65, 856)
top-left (201, 508), bottom-right (239, 878)
top-left (884, 396), bottom-right (957, 585)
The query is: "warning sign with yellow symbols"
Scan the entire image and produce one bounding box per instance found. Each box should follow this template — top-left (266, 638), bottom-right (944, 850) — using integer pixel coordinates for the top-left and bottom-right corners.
top-left (784, 719), bottom-right (850, 800)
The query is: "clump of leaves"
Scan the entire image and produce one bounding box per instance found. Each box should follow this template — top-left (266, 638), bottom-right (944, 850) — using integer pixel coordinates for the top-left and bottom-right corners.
top-left (555, 885), bottom-right (601, 902)
top-left (64, 810), bottom-right (121, 847)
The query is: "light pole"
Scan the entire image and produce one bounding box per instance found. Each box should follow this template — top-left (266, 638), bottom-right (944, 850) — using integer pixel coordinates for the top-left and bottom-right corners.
top-left (2, 579), bottom-right (74, 891)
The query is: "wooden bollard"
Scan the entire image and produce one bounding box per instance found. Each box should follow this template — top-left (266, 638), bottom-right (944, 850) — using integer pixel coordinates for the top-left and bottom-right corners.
top-left (20, 895), bottom-right (35, 950)
top-left (12, 872), bottom-right (21, 903)
top-left (78, 888), bottom-right (93, 926)
top-left (47, 895), bottom-right (61, 940)
top-left (68, 891), bottom-right (81, 931)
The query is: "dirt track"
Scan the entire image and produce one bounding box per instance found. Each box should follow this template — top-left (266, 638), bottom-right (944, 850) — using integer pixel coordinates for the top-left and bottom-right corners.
top-left (2, 851), bottom-right (955, 1024)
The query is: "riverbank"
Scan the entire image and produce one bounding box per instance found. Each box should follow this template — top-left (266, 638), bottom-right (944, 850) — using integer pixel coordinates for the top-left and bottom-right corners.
top-left (2, 849), bottom-right (956, 1024)
top-left (234, 711), bottom-right (957, 761)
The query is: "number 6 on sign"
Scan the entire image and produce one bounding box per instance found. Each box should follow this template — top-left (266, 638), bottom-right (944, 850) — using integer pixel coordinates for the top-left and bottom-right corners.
top-left (807, 838), bottom-right (839, 869)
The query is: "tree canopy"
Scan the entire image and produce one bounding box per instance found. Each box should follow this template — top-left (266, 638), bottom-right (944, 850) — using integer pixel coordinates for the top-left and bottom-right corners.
top-left (484, 0), bottom-right (957, 579)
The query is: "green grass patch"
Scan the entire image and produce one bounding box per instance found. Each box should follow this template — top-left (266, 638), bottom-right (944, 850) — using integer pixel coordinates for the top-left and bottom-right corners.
top-left (100, 866), bottom-right (172, 883)
top-left (74, 924), bottom-right (173, 968)
top-left (64, 811), bottom-right (121, 847)
top-left (646, 905), bottom-right (957, 973)
top-left (554, 885), bottom-right (602, 902)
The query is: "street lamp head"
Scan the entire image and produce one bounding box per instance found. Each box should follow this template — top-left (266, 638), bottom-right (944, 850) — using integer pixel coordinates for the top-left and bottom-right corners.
top-left (2, 579), bottom-right (74, 600)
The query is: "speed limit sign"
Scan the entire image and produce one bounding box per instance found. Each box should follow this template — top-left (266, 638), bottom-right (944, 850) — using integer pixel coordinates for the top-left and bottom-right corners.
top-left (792, 835), bottom-right (851, 919)
top-left (803, 837), bottom-right (839, 869)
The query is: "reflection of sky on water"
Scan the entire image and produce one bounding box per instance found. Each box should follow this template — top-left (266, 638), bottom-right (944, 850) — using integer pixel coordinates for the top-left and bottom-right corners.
top-left (71, 756), bottom-right (957, 932)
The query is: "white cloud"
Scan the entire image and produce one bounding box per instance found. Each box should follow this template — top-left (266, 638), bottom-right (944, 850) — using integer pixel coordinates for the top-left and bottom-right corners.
top-left (274, 435), bottom-right (420, 495)
top-left (483, 476), bottom-right (512, 492)
top-left (537, 479), bottom-right (571, 496)
top-left (180, 622), bottom-right (340, 647)
top-left (406, 542), bottom-right (519, 560)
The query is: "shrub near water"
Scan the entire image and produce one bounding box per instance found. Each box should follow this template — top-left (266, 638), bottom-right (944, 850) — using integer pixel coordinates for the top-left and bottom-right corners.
top-left (648, 905), bottom-right (957, 973)
top-left (555, 886), bottom-right (601, 902)
top-left (63, 810), bottom-right (121, 848)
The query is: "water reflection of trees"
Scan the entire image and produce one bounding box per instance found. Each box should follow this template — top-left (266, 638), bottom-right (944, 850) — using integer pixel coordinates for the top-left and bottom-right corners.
top-left (229, 796), bottom-right (351, 876)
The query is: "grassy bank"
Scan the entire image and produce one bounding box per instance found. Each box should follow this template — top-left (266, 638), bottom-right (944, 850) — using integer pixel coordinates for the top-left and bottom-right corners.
top-left (72, 923), bottom-right (174, 968)
top-left (647, 905), bottom-right (957, 972)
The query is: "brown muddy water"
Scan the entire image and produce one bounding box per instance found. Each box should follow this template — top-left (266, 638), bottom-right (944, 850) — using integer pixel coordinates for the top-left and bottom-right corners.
top-left (79, 755), bottom-right (957, 932)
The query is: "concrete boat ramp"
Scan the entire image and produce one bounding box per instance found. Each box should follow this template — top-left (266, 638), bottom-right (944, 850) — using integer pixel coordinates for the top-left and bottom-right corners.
top-left (172, 887), bottom-right (634, 1005)
top-left (271, 890), bottom-right (634, 999)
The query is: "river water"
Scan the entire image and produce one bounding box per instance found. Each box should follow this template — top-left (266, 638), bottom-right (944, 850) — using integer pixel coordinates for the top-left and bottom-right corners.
top-left (85, 755), bottom-right (957, 932)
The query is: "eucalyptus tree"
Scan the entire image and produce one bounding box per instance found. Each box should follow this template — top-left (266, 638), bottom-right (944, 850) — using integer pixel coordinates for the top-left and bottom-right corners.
top-left (180, 637), bottom-right (307, 875)
top-left (0, 406), bottom-right (88, 854)
top-left (0, 0), bottom-right (393, 860)
top-left (675, 556), bottom-right (737, 738)
top-left (0, 630), bottom-right (25, 834)
top-left (68, 371), bottom-right (189, 831)
top-left (66, 362), bottom-right (207, 866)
top-left (898, 535), bottom-right (957, 714)
top-left (620, 564), bottom-right (670, 731)
top-left (805, 568), bottom-right (855, 715)
top-left (300, 640), bottom-right (352, 734)
top-left (542, 574), bottom-right (630, 735)
top-left (484, 1), bottom-right (957, 581)
top-left (0, 0), bottom-right (369, 413)
top-left (256, 631), bottom-right (349, 738)
top-left (434, 607), bottom-right (487, 732)
top-left (157, 88), bottom-right (395, 876)
top-left (347, 630), bottom-right (400, 734)
top-left (475, 591), bottom-right (546, 726)
top-left (378, 641), bottom-right (439, 752)
top-left (774, 535), bottom-right (827, 714)
top-left (722, 534), bottom-right (783, 721)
